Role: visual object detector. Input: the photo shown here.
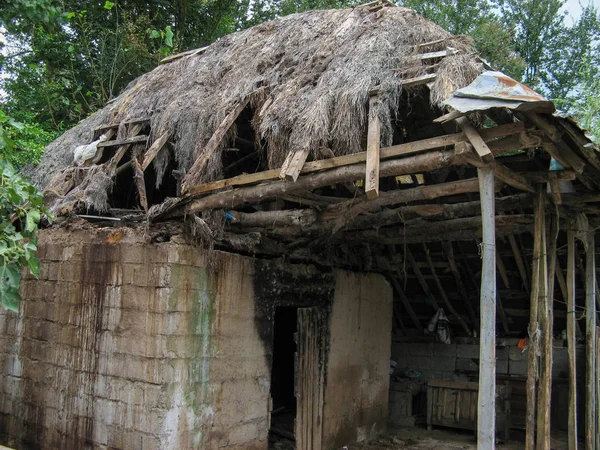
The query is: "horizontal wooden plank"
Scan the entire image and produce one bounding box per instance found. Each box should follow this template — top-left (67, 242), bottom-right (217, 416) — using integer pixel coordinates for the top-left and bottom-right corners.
top-left (97, 135), bottom-right (147, 148)
top-left (186, 122), bottom-right (524, 197)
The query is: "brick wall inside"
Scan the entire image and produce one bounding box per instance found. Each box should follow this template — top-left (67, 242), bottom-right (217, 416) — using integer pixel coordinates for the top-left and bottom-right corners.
top-left (390, 339), bottom-right (586, 432)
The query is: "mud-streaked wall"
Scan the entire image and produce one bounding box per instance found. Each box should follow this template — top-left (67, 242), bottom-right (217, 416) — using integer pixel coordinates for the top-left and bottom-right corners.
top-left (322, 270), bottom-right (393, 449)
top-left (0, 227), bottom-right (393, 450)
top-left (0, 228), bottom-right (270, 450)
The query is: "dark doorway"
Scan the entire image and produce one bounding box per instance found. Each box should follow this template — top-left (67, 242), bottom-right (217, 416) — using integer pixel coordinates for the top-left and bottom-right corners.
top-left (269, 307), bottom-right (298, 448)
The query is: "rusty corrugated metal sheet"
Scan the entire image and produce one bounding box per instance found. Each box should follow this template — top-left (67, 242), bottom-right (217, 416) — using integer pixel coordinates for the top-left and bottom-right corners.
top-left (444, 71), bottom-right (555, 113)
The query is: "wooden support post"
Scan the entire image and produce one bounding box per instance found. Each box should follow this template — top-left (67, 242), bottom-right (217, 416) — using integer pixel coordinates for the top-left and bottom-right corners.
top-left (365, 96), bottom-right (381, 199)
top-left (477, 165), bottom-right (496, 450)
top-left (526, 187), bottom-right (545, 450)
top-left (567, 229), bottom-right (578, 450)
top-left (537, 212), bottom-right (555, 450)
top-left (585, 230), bottom-right (596, 450)
top-left (423, 244), bottom-right (471, 335)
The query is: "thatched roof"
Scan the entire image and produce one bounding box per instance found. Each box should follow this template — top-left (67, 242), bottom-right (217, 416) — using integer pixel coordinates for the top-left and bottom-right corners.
top-left (30, 2), bottom-right (483, 210)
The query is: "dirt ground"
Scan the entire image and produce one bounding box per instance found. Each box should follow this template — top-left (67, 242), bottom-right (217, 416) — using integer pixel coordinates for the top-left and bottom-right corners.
top-left (345, 426), bottom-right (570, 450)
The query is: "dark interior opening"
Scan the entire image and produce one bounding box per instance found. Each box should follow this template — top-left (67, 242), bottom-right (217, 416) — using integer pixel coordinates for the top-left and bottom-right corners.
top-left (145, 149), bottom-right (179, 206)
top-left (108, 153), bottom-right (138, 209)
top-left (269, 306), bottom-right (298, 448)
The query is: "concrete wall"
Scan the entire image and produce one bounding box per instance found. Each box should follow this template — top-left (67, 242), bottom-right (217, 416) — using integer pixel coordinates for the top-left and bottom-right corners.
top-left (0, 228), bottom-right (270, 450)
top-left (0, 227), bottom-right (394, 450)
top-left (322, 270), bottom-right (393, 449)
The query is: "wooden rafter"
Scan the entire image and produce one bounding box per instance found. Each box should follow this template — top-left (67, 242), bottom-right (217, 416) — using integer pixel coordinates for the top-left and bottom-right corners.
top-left (182, 95), bottom-right (252, 192)
top-left (422, 244), bottom-right (471, 334)
top-left (443, 242), bottom-right (478, 330)
top-left (365, 95), bottom-right (381, 199)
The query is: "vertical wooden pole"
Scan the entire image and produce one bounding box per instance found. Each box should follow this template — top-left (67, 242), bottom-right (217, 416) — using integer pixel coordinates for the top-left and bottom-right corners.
top-left (585, 230), bottom-right (596, 450)
top-left (567, 229), bottom-right (578, 450)
top-left (477, 166), bottom-right (496, 450)
top-left (537, 212), bottom-right (555, 450)
top-left (526, 186), bottom-right (545, 450)
top-left (365, 95), bottom-right (381, 199)
top-left (596, 326), bottom-right (600, 450)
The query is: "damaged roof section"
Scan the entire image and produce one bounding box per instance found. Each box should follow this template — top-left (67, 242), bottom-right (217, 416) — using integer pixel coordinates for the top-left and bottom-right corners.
top-left (443, 71), bottom-right (555, 113)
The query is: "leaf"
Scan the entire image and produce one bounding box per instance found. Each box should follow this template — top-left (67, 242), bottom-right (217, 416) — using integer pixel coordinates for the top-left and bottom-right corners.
top-left (150, 29), bottom-right (161, 39)
top-left (104, 1), bottom-right (115, 10)
top-left (1, 288), bottom-right (21, 312)
top-left (4, 263), bottom-right (21, 289)
top-left (28, 257), bottom-right (40, 279)
top-left (164, 26), bottom-right (174, 47)
top-left (26, 210), bottom-right (41, 233)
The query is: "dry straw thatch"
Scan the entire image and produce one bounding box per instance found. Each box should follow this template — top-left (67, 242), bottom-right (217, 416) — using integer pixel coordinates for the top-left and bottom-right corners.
top-left (29, 3), bottom-right (483, 212)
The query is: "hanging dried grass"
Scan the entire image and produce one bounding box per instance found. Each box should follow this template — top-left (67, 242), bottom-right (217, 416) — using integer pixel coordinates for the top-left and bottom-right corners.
top-left (28, 4), bottom-right (484, 214)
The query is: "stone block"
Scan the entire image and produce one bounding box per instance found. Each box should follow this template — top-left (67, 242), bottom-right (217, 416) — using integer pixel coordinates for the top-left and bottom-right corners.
top-left (496, 346), bottom-right (509, 361)
top-left (410, 356), bottom-right (433, 371)
top-left (432, 343), bottom-right (456, 358)
top-left (456, 357), bottom-right (478, 372)
top-left (496, 358), bottom-right (508, 374)
top-left (509, 359), bottom-right (528, 376)
top-left (509, 345), bottom-right (527, 361)
top-left (432, 356), bottom-right (455, 372)
top-left (457, 344), bottom-right (480, 359)
top-left (407, 343), bottom-right (432, 357)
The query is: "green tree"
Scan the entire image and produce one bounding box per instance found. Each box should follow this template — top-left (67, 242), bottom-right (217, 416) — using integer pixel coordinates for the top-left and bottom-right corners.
top-left (0, 111), bottom-right (49, 312)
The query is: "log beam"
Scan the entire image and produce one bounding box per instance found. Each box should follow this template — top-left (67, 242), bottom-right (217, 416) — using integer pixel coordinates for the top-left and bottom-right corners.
top-left (567, 228), bottom-right (578, 450)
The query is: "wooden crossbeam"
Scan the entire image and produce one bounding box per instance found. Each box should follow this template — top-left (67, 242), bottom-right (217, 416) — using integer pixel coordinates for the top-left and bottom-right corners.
top-left (106, 123), bottom-right (145, 171)
top-left (494, 162), bottom-right (536, 193)
top-left (365, 96), bottom-right (381, 199)
top-left (456, 116), bottom-right (494, 162)
top-left (97, 135), bottom-right (147, 148)
top-left (280, 148), bottom-right (311, 182)
top-left (185, 122), bottom-right (524, 196)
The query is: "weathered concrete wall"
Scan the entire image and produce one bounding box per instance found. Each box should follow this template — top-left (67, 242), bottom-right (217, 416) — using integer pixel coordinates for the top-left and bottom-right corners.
top-left (0, 227), bottom-right (394, 450)
top-left (322, 270), bottom-right (393, 449)
top-left (0, 228), bottom-right (270, 450)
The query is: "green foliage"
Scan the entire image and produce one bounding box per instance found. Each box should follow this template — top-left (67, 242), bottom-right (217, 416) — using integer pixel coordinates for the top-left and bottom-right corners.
top-left (0, 111), bottom-right (58, 167)
top-left (0, 112), bottom-right (50, 312)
